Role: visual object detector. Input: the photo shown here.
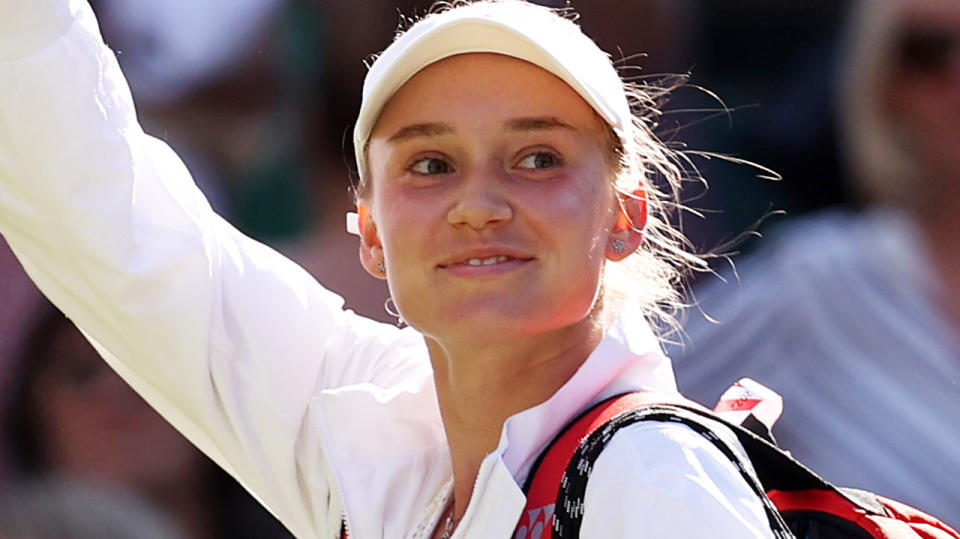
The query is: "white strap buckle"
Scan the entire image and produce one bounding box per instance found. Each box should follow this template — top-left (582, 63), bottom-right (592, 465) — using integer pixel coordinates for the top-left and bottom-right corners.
top-left (346, 212), bottom-right (360, 236)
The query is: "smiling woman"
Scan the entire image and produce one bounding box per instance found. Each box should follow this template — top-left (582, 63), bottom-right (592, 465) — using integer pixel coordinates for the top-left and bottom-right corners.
top-left (365, 55), bottom-right (619, 344)
top-left (0, 1), bottom-right (773, 538)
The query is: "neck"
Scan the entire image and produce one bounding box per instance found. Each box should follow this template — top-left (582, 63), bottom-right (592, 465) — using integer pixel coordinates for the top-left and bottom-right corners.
top-left (915, 199), bottom-right (960, 333)
top-left (147, 470), bottom-right (217, 539)
top-left (425, 311), bottom-right (609, 519)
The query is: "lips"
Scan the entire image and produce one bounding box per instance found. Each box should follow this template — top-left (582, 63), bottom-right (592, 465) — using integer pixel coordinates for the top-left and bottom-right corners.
top-left (438, 249), bottom-right (534, 269)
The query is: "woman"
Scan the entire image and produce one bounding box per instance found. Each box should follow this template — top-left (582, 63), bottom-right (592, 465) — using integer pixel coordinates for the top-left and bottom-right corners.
top-left (0, 0), bottom-right (772, 537)
top-left (2, 303), bottom-right (292, 539)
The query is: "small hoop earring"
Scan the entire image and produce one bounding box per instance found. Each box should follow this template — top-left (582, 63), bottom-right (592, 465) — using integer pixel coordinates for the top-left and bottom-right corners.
top-left (384, 297), bottom-right (405, 326)
top-left (377, 259), bottom-right (386, 274)
top-left (611, 239), bottom-right (626, 254)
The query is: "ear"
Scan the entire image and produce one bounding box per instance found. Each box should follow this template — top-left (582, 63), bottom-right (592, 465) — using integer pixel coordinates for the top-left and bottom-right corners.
top-left (606, 188), bottom-right (647, 261)
top-left (356, 204), bottom-right (387, 280)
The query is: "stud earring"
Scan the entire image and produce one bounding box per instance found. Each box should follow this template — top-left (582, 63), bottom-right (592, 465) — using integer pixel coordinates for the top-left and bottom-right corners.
top-left (611, 239), bottom-right (626, 254)
top-left (377, 260), bottom-right (386, 274)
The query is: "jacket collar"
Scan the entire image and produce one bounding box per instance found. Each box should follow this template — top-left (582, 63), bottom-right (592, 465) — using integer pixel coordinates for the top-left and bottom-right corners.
top-left (320, 302), bottom-right (676, 539)
top-left (497, 300), bottom-right (678, 487)
top-left (451, 301), bottom-right (678, 539)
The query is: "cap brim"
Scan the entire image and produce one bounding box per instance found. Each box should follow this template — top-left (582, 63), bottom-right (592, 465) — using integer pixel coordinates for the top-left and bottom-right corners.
top-left (353, 4), bottom-right (631, 180)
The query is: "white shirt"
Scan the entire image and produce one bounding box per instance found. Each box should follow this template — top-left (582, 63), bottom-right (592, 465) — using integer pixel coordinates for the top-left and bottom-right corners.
top-left (0, 2), bottom-right (772, 537)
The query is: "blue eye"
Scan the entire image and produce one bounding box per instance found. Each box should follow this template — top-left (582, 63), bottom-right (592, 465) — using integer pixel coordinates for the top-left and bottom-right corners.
top-left (517, 152), bottom-right (559, 170)
top-left (410, 157), bottom-right (453, 175)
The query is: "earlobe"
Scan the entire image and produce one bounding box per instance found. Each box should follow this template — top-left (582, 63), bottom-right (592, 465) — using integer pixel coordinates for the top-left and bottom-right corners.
top-left (605, 230), bottom-right (641, 261)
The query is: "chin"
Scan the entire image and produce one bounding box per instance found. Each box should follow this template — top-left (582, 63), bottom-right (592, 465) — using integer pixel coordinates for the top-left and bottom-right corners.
top-left (417, 296), bottom-right (596, 345)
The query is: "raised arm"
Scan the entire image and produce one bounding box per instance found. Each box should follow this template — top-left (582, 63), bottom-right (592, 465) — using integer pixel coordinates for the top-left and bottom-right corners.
top-left (0, 2), bottom-right (429, 535)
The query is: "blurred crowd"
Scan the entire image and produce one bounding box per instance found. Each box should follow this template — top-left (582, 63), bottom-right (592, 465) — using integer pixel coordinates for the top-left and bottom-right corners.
top-left (669, 0), bottom-right (960, 526)
top-left (2, 0), bottom-right (958, 535)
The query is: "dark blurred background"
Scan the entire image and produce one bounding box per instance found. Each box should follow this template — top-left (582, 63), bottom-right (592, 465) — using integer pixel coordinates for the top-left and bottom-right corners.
top-left (0, 1), bottom-right (857, 536)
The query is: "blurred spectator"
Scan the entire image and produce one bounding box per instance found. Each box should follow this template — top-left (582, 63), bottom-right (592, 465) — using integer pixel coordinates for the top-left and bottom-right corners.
top-left (0, 240), bottom-right (42, 481)
top-left (94, 0), bottom-right (398, 321)
top-left (91, 0), bottom-right (285, 224)
top-left (0, 478), bottom-right (180, 539)
top-left (93, 0), bottom-right (331, 243)
top-left (0, 0), bottom-right (404, 467)
top-left (674, 1), bottom-right (852, 257)
top-left (269, 0), bottom-right (399, 322)
top-left (94, 0), bottom-right (285, 107)
top-left (2, 304), bottom-right (291, 539)
top-left (669, 0), bottom-right (960, 527)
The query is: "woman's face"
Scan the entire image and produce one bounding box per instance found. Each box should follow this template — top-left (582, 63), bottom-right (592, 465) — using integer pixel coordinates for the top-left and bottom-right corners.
top-left (31, 324), bottom-right (203, 492)
top-left (364, 53), bottom-right (621, 345)
top-left (887, 1), bottom-right (960, 184)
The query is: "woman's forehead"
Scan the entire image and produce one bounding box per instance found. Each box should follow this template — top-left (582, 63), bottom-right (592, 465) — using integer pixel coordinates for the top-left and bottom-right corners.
top-left (370, 53), bottom-right (608, 139)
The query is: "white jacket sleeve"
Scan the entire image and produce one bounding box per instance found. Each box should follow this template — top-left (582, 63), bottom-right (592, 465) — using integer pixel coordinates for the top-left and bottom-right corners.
top-left (0, 2), bottom-right (429, 537)
top-left (582, 422), bottom-right (774, 538)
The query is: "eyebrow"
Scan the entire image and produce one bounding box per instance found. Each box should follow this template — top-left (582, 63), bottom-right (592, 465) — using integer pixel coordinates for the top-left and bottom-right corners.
top-left (385, 116), bottom-right (579, 144)
top-left (505, 116), bottom-right (579, 133)
top-left (386, 123), bottom-right (454, 143)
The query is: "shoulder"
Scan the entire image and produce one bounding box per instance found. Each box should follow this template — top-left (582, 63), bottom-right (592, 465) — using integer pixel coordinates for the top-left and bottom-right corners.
top-left (581, 420), bottom-right (773, 538)
top-left (687, 208), bottom-right (917, 320)
top-left (670, 207), bottom-right (932, 356)
top-left (667, 209), bottom-right (917, 386)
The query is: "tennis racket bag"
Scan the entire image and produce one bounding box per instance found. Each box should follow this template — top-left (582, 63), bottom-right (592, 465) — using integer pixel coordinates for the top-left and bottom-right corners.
top-left (514, 379), bottom-right (960, 539)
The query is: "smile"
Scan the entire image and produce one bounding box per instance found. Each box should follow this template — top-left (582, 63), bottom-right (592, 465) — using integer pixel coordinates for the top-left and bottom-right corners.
top-left (438, 250), bottom-right (535, 278)
top-left (461, 255), bottom-right (511, 266)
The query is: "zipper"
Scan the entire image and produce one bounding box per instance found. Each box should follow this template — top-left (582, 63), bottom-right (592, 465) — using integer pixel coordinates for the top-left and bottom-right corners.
top-left (405, 478), bottom-right (452, 539)
top-left (447, 455), bottom-right (495, 538)
top-left (331, 474), bottom-right (353, 539)
top-left (320, 440), bottom-right (354, 539)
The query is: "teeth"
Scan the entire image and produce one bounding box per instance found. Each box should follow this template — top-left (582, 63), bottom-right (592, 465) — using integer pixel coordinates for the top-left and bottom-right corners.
top-left (465, 255), bottom-right (510, 266)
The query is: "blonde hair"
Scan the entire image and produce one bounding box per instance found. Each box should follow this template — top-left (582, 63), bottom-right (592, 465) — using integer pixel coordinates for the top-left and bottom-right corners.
top-left (602, 80), bottom-right (710, 339)
top-left (356, 0), bottom-right (708, 338)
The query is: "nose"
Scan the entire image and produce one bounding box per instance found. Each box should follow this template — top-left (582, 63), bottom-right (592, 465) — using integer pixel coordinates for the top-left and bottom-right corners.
top-left (446, 165), bottom-right (514, 231)
top-left (88, 364), bottom-right (144, 406)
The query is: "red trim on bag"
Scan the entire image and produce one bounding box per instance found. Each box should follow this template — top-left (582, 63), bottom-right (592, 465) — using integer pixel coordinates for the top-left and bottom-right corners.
top-left (768, 489), bottom-right (960, 539)
top-left (769, 489), bottom-right (888, 537)
top-left (875, 495), bottom-right (960, 539)
top-left (516, 393), bottom-right (701, 539)
top-left (714, 398), bottom-right (763, 412)
top-left (514, 391), bottom-right (960, 539)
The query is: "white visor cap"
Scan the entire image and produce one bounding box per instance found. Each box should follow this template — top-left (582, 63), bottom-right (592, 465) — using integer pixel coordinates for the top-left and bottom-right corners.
top-left (352, 0), bottom-right (633, 182)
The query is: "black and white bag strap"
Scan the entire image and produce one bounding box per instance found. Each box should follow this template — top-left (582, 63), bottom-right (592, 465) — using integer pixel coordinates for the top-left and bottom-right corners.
top-left (550, 404), bottom-right (794, 538)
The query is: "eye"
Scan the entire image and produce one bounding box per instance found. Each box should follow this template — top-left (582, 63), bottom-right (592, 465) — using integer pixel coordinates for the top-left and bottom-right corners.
top-left (410, 157), bottom-right (454, 175)
top-left (57, 357), bottom-right (106, 390)
top-left (517, 151), bottom-right (560, 170)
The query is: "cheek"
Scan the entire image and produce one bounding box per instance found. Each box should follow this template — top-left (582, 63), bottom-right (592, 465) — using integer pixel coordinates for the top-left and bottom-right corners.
top-left (893, 82), bottom-right (960, 136)
top-left (33, 387), bottom-right (97, 470)
top-left (374, 189), bottom-right (433, 259)
top-left (554, 178), bottom-right (617, 271)
top-left (371, 192), bottom-right (438, 316)
top-left (531, 175), bottom-right (616, 249)
top-left (528, 176), bottom-right (616, 282)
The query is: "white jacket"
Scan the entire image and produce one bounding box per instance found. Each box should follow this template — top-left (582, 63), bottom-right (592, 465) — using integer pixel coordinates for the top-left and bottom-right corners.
top-left (0, 2), bottom-right (772, 538)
